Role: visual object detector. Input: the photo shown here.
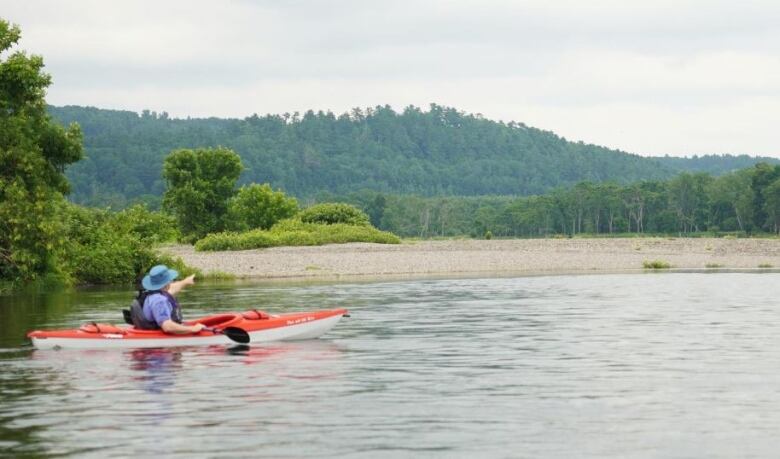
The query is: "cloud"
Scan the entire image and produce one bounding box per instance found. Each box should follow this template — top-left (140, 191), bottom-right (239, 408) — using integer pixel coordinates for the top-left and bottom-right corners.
top-left (3, 0), bottom-right (779, 157)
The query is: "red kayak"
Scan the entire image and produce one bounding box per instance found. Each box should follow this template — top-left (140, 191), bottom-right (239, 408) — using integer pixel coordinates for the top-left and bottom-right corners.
top-left (27, 308), bottom-right (348, 349)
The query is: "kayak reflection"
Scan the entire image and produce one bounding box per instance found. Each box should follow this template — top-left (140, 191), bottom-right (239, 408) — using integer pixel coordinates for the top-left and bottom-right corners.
top-left (129, 348), bottom-right (182, 394)
top-left (29, 340), bottom-right (347, 403)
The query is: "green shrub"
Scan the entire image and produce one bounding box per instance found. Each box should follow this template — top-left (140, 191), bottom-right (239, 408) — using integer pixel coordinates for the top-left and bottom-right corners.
top-left (195, 230), bottom-right (278, 251)
top-left (242, 230), bottom-right (279, 249)
top-left (270, 217), bottom-right (314, 232)
top-left (298, 203), bottom-right (370, 226)
top-left (643, 260), bottom-right (671, 269)
top-left (110, 204), bottom-right (179, 243)
top-left (195, 218), bottom-right (400, 251)
top-left (274, 230), bottom-right (319, 246)
top-left (60, 203), bottom-right (196, 285)
top-left (226, 183), bottom-right (298, 231)
top-left (196, 231), bottom-right (243, 251)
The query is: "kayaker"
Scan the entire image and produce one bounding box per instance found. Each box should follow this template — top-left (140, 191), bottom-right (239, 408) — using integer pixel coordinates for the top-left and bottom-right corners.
top-left (131, 264), bottom-right (205, 334)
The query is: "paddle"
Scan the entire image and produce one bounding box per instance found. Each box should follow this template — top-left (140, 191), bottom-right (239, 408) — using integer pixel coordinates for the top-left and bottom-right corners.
top-left (205, 326), bottom-right (250, 344)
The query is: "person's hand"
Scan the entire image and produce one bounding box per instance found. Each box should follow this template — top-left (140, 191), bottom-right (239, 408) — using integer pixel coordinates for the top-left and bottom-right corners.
top-left (190, 323), bottom-right (205, 333)
top-left (183, 274), bottom-right (196, 286)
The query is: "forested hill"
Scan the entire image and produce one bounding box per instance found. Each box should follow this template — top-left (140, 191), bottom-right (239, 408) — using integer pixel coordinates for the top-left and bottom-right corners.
top-left (49, 104), bottom-right (770, 208)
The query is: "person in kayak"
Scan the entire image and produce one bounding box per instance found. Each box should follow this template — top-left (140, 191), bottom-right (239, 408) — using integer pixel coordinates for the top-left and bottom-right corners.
top-left (131, 264), bottom-right (205, 334)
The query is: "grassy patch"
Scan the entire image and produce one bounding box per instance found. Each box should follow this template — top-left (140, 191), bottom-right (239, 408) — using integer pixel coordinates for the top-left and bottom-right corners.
top-left (195, 218), bottom-right (400, 251)
top-left (705, 263), bottom-right (724, 268)
top-left (201, 271), bottom-right (237, 280)
top-left (643, 260), bottom-right (671, 269)
top-left (758, 263), bottom-right (774, 268)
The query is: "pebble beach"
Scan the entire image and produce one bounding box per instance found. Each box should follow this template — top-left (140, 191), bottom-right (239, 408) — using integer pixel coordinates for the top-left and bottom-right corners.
top-left (161, 238), bottom-right (780, 281)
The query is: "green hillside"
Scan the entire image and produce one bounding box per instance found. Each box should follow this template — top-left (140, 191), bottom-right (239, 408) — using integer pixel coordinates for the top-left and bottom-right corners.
top-left (49, 104), bottom-right (774, 208)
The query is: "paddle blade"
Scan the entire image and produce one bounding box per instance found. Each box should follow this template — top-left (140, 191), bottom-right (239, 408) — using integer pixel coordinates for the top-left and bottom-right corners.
top-left (222, 326), bottom-right (250, 344)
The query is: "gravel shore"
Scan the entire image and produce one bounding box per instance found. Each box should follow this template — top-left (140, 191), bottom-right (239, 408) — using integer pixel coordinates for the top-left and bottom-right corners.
top-left (160, 238), bottom-right (780, 281)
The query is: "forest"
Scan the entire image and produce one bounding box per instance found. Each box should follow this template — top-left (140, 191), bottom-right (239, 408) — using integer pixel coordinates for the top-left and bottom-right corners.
top-left (50, 105), bottom-right (778, 209)
top-left (323, 162), bottom-right (780, 238)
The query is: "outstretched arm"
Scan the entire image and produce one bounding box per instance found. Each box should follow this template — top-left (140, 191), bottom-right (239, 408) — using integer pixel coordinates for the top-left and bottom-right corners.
top-left (168, 274), bottom-right (195, 297)
top-left (161, 319), bottom-right (204, 334)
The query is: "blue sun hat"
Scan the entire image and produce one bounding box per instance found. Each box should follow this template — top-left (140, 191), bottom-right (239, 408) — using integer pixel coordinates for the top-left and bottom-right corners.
top-left (142, 264), bottom-right (179, 291)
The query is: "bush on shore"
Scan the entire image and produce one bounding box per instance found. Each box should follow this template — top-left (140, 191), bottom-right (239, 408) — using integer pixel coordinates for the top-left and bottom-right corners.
top-left (226, 183), bottom-right (299, 232)
top-left (60, 203), bottom-right (194, 285)
top-left (195, 218), bottom-right (400, 251)
top-left (643, 259), bottom-right (671, 269)
top-left (298, 203), bottom-right (371, 226)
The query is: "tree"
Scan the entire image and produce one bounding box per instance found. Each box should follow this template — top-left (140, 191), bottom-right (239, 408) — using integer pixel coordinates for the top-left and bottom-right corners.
top-left (162, 147), bottom-right (243, 241)
top-left (0, 20), bottom-right (83, 280)
top-left (227, 183), bottom-right (298, 231)
top-left (707, 171), bottom-right (753, 232)
top-left (667, 173), bottom-right (712, 233)
top-left (764, 177), bottom-right (780, 234)
top-left (366, 193), bottom-right (387, 228)
top-left (750, 163), bottom-right (780, 232)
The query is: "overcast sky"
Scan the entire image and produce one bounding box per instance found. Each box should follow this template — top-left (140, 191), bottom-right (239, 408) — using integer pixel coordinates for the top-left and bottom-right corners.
top-left (3, 0), bottom-right (779, 157)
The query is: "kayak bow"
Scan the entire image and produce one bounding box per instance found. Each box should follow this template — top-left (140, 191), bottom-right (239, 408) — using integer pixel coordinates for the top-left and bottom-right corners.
top-left (27, 308), bottom-right (348, 350)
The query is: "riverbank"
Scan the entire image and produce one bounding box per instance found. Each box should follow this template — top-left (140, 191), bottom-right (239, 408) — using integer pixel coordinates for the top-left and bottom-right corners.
top-left (159, 237), bottom-right (780, 281)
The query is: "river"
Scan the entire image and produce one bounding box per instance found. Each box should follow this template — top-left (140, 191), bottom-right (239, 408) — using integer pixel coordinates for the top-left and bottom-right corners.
top-left (1, 273), bottom-right (779, 458)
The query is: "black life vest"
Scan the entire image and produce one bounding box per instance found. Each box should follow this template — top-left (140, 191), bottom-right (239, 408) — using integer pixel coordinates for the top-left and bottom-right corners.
top-left (128, 290), bottom-right (183, 330)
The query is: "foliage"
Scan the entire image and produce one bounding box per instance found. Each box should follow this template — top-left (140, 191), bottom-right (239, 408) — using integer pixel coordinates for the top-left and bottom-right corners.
top-left (643, 260), bottom-right (671, 269)
top-left (655, 154), bottom-right (780, 175)
top-left (61, 205), bottom-right (151, 284)
top-left (195, 218), bottom-right (400, 251)
top-left (762, 177), bottom-right (780, 234)
top-left (298, 202), bottom-right (370, 226)
top-left (46, 104), bottom-right (776, 208)
top-left (59, 203), bottom-right (188, 284)
top-left (227, 183), bottom-right (298, 231)
top-left (0, 20), bottom-right (84, 282)
top-left (200, 271), bottom-right (237, 280)
top-left (327, 163), bottom-right (780, 238)
top-left (0, 20), bottom-right (195, 287)
top-left (110, 204), bottom-right (179, 243)
top-left (667, 172), bottom-right (712, 233)
top-left (162, 147), bottom-right (243, 242)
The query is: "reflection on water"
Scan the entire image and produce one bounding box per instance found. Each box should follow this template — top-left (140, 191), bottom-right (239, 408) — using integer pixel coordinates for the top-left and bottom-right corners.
top-left (129, 348), bottom-right (183, 394)
top-left (1, 273), bottom-right (780, 457)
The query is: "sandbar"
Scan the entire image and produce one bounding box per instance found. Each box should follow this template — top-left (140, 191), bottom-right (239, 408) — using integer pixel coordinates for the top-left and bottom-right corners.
top-left (160, 238), bottom-right (780, 281)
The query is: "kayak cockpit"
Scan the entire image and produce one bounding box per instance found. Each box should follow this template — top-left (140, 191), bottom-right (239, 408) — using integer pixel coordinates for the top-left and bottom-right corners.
top-left (183, 313), bottom-right (241, 328)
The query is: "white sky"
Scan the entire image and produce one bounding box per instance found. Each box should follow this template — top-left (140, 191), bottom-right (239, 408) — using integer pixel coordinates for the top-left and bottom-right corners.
top-left (2, 0), bottom-right (779, 157)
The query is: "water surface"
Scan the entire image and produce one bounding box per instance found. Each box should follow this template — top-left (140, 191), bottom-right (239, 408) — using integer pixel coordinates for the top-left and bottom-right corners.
top-left (1, 273), bottom-right (779, 458)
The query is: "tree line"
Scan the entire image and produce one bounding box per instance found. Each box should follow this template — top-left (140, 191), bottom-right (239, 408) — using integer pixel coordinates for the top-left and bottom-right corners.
top-left (333, 164), bottom-right (780, 238)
